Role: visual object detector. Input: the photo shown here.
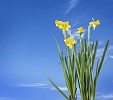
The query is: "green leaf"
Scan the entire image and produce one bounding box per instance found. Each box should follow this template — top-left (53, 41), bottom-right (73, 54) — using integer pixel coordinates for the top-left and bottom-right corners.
top-left (97, 40), bottom-right (110, 79)
top-left (92, 40), bottom-right (98, 69)
top-left (94, 59), bottom-right (100, 87)
top-left (47, 75), bottom-right (69, 100)
top-left (84, 39), bottom-right (87, 53)
top-left (53, 35), bottom-right (72, 97)
top-left (53, 35), bottom-right (62, 60)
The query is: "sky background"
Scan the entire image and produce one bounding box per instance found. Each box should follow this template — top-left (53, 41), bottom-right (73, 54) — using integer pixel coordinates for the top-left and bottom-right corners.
top-left (0, 0), bottom-right (113, 100)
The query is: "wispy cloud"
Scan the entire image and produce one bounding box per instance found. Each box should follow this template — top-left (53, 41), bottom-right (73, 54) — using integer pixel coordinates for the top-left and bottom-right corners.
top-left (74, 32), bottom-right (85, 39)
top-left (14, 82), bottom-right (48, 88)
top-left (51, 86), bottom-right (68, 92)
top-left (97, 93), bottom-right (113, 100)
top-left (67, 29), bottom-right (85, 40)
top-left (0, 97), bottom-right (15, 100)
top-left (96, 45), bottom-right (113, 57)
top-left (108, 55), bottom-right (113, 59)
top-left (51, 86), bottom-right (80, 93)
top-left (66, 0), bottom-right (80, 14)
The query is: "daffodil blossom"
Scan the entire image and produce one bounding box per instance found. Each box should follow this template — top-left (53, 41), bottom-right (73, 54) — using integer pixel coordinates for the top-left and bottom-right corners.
top-left (55, 20), bottom-right (71, 33)
top-left (64, 36), bottom-right (76, 49)
top-left (76, 27), bottom-right (86, 35)
top-left (55, 20), bottom-right (63, 29)
top-left (89, 19), bottom-right (100, 30)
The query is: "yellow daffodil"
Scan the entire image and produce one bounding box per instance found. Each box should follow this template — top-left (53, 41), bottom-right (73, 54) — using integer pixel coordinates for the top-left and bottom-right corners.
top-left (64, 36), bottom-right (77, 49)
top-left (89, 19), bottom-right (100, 30)
top-left (55, 20), bottom-right (71, 33)
top-left (77, 27), bottom-right (85, 35)
top-left (55, 20), bottom-right (63, 29)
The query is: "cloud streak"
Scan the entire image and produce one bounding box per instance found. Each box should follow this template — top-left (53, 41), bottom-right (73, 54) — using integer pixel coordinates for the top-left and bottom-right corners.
top-left (14, 82), bottom-right (48, 88)
top-left (51, 86), bottom-right (68, 91)
top-left (96, 45), bottom-right (113, 57)
top-left (66, 0), bottom-right (79, 13)
top-left (67, 29), bottom-right (85, 40)
top-left (97, 93), bottom-right (113, 100)
top-left (108, 55), bottom-right (113, 59)
top-left (51, 86), bottom-right (80, 93)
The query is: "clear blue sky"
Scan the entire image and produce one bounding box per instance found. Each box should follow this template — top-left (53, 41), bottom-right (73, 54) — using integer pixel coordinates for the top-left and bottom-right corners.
top-left (0, 0), bottom-right (113, 100)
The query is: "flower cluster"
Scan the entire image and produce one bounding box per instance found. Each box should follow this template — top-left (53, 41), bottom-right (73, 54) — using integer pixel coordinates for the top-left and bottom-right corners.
top-left (55, 19), bottom-right (100, 49)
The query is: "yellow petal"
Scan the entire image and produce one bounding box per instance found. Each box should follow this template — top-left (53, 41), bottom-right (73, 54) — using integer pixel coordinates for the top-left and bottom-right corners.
top-left (64, 36), bottom-right (76, 49)
top-left (72, 39), bottom-right (77, 44)
top-left (93, 24), bottom-right (96, 30)
top-left (55, 20), bottom-right (71, 33)
top-left (89, 22), bottom-right (94, 25)
top-left (77, 27), bottom-right (85, 34)
top-left (89, 19), bottom-right (100, 30)
top-left (62, 21), bottom-right (71, 32)
top-left (55, 20), bottom-right (63, 28)
top-left (69, 44), bottom-right (72, 49)
top-left (95, 20), bottom-right (100, 25)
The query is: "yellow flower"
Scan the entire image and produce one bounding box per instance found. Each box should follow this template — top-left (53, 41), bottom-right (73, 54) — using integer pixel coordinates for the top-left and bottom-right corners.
top-left (55, 20), bottom-right (71, 33)
top-left (77, 27), bottom-right (85, 34)
top-left (55, 20), bottom-right (63, 29)
top-left (64, 36), bottom-right (77, 49)
top-left (89, 20), bottom-right (100, 30)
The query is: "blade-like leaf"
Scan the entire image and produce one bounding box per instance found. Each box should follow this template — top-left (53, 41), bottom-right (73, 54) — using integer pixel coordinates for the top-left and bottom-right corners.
top-left (97, 40), bottom-right (110, 78)
top-left (94, 59), bottom-right (100, 87)
top-left (47, 75), bottom-right (69, 100)
top-left (92, 40), bottom-right (98, 69)
top-left (53, 35), bottom-right (62, 60)
top-left (53, 35), bottom-right (72, 97)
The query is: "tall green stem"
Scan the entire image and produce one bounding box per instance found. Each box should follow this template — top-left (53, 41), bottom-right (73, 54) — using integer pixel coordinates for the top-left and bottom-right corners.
top-left (88, 25), bottom-right (91, 47)
top-left (79, 35), bottom-right (82, 51)
top-left (63, 31), bottom-right (66, 39)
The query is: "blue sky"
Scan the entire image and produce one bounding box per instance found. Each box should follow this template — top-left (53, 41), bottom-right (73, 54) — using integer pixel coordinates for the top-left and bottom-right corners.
top-left (0, 0), bottom-right (113, 100)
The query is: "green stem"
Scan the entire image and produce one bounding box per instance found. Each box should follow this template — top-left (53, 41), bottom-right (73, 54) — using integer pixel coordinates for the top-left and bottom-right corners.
top-left (88, 25), bottom-right (91, 47)
top-left (80, 35), bottom-right (82, 51)
top-left (63, 31), bottom-right (66, 39)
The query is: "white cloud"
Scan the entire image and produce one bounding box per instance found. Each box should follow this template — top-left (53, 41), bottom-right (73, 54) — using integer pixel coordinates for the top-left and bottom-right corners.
top-left (67, 29), bottom-right (85, 40)
top-left (51, 86), bottom-right (68, 91)
top-left (96, 45), bottom-right (113, 57)
top-left (51, 86), bottom-right (80, 93)
top-left (97, 48), bottom-right (105, 57)
top-left (97, 94), bottom-right (113, 100)
top-left (66, 0), bottom-right (80, 14)
top-left (108, 55), bottom-right (113, 59)
top-left (14, 82), bottom-right (47, 88)
top-left (74, 32), bottom-right (85, 40)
